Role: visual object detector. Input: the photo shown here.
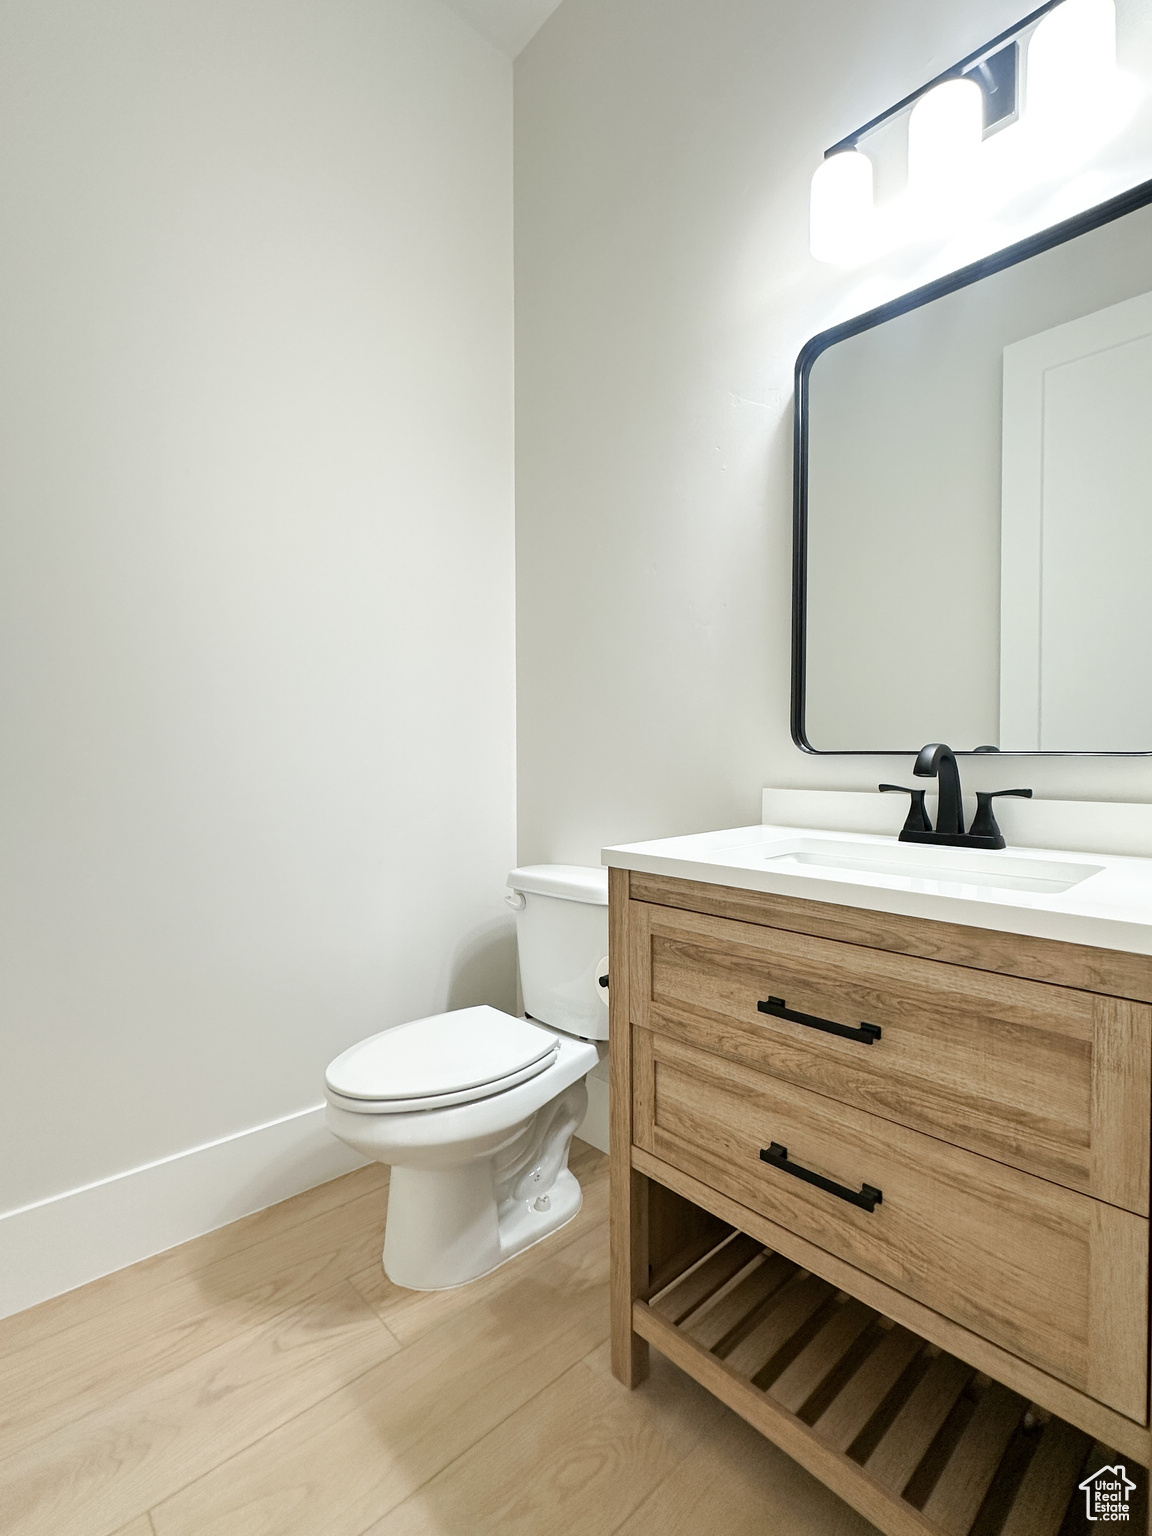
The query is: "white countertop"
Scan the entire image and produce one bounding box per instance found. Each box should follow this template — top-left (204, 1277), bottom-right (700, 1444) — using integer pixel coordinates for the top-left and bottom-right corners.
top-left (602, 821), bottom-right (1152, 955)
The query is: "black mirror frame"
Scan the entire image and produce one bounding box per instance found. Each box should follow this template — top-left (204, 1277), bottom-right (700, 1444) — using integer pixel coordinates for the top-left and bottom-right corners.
top-left (792, 172), bottom-right (1152, 757)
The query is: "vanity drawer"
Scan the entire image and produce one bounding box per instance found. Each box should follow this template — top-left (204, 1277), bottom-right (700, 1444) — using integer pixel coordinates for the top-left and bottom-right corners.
top-left (631, 902), bottom-right (1152, 1214)
top-left (633, 1026), bottom-right (1150, 1422)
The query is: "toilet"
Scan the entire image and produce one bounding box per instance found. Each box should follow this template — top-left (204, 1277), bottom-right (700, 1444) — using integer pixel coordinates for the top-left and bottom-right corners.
top-left (324, 864), bottom-right (609, 1290)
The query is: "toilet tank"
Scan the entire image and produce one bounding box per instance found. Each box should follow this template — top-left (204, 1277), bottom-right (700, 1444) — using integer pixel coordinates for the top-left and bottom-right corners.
top-left (506, 865), bottom-right (609, 1042)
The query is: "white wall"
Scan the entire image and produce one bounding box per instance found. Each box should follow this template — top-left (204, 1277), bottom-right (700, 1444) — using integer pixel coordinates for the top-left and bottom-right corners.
top-left (0, 0), bottom-right (515, 1316)
top-left (440, 0), bottom-right (565, 56)
top-left (514, 0), bottom-right (1152, 870)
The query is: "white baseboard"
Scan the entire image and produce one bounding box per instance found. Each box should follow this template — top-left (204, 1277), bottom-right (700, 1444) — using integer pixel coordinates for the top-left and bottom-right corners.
top-left (0, 1105), bottom-right (365, 1321)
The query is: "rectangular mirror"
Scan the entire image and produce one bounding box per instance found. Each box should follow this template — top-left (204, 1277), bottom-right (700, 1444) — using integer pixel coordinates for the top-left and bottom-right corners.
top-left (794, 179), bottom-right (1152, 755)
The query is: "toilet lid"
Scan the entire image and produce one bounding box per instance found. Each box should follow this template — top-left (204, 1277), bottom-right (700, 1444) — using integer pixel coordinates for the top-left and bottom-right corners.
top-left (325, 1005), bottom-right (559, 1102)
top-left (325, 1054), bottom-right (561, 1114)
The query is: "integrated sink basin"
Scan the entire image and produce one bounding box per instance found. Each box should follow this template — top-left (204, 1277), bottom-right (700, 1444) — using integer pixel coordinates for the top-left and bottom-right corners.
top-left (759, 837), bottom-right (1101, 896)
top-left (603, 806), bottom-right (1152, 954)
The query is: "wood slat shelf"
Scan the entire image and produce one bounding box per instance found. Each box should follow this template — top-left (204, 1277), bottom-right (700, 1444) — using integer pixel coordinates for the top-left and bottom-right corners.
top-left (636, 1231), bottom-right (1148, 1536)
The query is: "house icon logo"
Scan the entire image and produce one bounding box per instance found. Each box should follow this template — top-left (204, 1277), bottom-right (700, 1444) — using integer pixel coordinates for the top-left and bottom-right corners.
top-left (1080, 1464), bottom-right (1136, 1521)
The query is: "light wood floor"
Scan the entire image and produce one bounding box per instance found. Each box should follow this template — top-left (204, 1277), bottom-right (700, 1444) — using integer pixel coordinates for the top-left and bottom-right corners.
top-left (0, 1139), bottom-right (880, 1536)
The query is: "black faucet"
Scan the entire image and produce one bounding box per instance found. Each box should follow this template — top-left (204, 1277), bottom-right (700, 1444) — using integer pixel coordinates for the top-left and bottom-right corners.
top-left (914, 743), bottom-right (964, 836)
top-left (880, 742), bottom-right (1032, 850)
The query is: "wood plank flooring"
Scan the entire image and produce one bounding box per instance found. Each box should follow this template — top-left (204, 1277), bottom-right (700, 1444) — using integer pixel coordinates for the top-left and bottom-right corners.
top-left (0, 1141), bottom-right (881, 1536)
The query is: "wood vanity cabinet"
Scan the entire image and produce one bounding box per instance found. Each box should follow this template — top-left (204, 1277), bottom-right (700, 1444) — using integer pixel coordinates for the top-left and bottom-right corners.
top-left (609, 868), bottom-right (1152, 1536)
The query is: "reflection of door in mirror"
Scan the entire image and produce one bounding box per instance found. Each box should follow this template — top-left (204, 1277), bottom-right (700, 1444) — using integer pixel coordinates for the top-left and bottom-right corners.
top-left (1001, 290), bottom-right (1152, 752)
top-left (798, 186), bottom-right (1152, 756)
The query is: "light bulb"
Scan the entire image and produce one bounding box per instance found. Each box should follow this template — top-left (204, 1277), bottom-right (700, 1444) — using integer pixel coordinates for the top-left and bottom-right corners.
top-left (907, 78), bottom-right (984, 198)
top-left (809, 149), bottom-right (874, 264)
top-left (1026, 0), bottom-right (1116, 122)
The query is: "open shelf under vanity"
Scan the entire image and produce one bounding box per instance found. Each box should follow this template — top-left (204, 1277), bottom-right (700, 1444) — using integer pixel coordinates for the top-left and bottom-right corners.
top-left (639, 1226), bottom-right (1147, 1536)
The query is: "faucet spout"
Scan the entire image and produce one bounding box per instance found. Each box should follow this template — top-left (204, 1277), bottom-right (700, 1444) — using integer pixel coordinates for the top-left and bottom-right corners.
top-left (913, 743), bottom-right (964, 836)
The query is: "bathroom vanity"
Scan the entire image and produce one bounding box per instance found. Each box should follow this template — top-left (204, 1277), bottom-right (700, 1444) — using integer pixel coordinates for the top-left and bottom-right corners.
top-left (606, 821), bottom-right (1152, 1536)
top-left (608, 61), bottom-right (1152, 1536)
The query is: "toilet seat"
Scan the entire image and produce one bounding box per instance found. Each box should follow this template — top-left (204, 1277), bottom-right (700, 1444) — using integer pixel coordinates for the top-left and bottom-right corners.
top-left (324, 1005), bottom-right (559, 1115)
top-left (325, 1054), bottom-right (560, 1114)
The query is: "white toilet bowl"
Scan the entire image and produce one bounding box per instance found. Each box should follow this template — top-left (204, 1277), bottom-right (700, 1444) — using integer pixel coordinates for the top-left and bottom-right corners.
top-left (325, 863), bottom-right (609, 1292)
top-left (325, 1005), bottom-right (599, 1289)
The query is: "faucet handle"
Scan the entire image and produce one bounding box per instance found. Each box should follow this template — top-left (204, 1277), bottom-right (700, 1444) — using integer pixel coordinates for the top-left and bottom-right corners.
top-left (879, 784), bottom-right (933, 835)
top-left (969, 787), bottom-right (1033, 845)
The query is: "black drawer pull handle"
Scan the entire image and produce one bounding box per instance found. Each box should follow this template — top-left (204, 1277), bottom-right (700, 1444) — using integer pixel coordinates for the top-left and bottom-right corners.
top-left (758, 995), bottom-right (881, 1045)
top-left (759, 1141), bottom-right (883, 1214)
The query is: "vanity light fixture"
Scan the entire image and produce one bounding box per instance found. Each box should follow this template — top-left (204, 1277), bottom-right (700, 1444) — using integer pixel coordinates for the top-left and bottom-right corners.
top-left (809, 149), bottom-right (874, 264)
top-left (907, 78), bottom-right (984, 198)
top-left (906, 76), bottom-right (985, 236)
top-left (1026, 0), bottom-right (1116, 123)
top-left (809, 0), bottom-right (1121, 265)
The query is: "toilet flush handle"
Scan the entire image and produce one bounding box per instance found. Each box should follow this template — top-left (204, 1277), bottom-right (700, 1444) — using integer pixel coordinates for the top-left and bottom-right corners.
top-left (505, 891), bottom-right (526, 911)
top-left (596, 955), bottom-right (610, 1005)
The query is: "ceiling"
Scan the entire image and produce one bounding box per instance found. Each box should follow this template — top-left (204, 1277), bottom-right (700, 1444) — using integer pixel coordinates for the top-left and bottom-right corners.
top-left (439, 0), bottom-right (564, 57)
